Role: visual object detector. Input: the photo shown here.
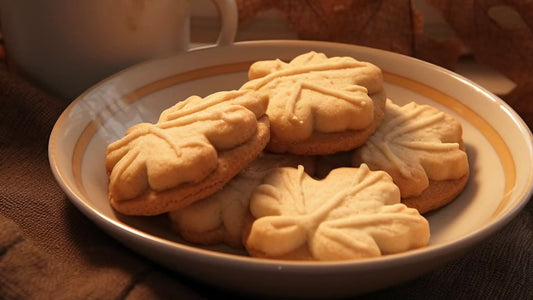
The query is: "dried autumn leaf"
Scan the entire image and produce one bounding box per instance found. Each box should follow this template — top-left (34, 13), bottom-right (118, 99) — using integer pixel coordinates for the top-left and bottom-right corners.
top-left (236, 0), bottom-right (464, 69)
top-left (246, 164), bottom-right (429, 261)
top-left (237, 0), bottom-right (414, 54)
top-left (427, 0), bottom-right (532, 84)
top-left (427, 0), bottom-right (533, 125)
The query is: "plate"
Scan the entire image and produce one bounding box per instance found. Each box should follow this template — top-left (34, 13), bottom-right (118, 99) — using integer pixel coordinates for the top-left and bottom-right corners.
top-left (48, 40), bottom-right (533, 298)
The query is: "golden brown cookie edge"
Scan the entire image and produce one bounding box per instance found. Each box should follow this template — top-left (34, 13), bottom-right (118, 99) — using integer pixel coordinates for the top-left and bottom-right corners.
top-left (110, 117), bottom-right (270, 216)
top-left (266, 92), bottom-right (387, 155)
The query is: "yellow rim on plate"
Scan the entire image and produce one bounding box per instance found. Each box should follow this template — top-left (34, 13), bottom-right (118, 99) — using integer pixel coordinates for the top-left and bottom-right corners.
top-left (69, 62), bottom-right (516, 220)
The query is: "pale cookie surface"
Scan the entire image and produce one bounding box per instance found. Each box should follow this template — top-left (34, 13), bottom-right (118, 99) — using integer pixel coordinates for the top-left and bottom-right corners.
top-left (245, 164), bottom-right (430, 261)
top-left (168, 153), bottom-right (315, 248)
top-left (105, 90), bottom-right (269, 216)
top-left (240, 51), bottom-right (386, 155)
top-left (352, 99), bottom-right (469, 213)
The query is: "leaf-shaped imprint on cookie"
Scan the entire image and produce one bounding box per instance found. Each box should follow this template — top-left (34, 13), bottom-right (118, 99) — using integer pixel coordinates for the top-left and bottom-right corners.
top-left (247, 164), bottom-right (430, 261)
top-left (353, 100), bottom-right (469, 196)
top-left (240, 51), bottom-right (382, 142)
top-left (106, 123), bottom-right (218, 201)
top-left (105, 90), bottom-right (268, 202)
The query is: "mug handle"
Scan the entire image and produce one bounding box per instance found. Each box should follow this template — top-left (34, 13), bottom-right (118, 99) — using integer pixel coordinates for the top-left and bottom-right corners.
top-left (210, 0), bottom-right (238, 46)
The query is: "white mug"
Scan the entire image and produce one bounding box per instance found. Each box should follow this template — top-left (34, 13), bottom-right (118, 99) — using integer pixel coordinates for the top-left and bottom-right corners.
top-left (0, 0), bottom-right (238, 99)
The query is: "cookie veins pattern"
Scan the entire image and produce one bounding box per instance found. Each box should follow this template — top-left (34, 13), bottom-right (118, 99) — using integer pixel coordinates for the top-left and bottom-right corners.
top-left (246, 164), bottom-right (430, 261)
top-left (105, 90), bottom-right (267, 203)
top-left (353, 100), bottom-right (469, 197)
top-left (240, 51), bottom-right (383, 142)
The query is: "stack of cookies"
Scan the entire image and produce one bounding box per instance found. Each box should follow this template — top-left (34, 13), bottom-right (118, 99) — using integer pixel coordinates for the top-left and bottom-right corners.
top-left (105, 51), bottom-right (469, 261)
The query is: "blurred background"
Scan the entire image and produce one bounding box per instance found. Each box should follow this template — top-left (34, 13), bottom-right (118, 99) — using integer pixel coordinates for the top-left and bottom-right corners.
top-left (0, 0), bottom-right (530, 125)
top-left (190, 0), bottom-right (531, 126)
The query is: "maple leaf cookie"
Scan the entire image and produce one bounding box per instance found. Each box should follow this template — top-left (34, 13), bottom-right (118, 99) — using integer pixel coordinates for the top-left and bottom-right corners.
top-left (352, 100), bottom-right (470, 214)
top-left (244, 164), bottom-right (430, 261)
top-left (240, 51), bottom-right (387, 155)
top-left (105, 90), bottom-right (270, 216)
top-left (168, 153), bottom-right (315, 248)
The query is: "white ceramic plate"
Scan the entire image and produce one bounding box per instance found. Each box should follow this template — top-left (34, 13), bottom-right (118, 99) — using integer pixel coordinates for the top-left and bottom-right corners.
top-left (49, 40), bottom-right (533, 298)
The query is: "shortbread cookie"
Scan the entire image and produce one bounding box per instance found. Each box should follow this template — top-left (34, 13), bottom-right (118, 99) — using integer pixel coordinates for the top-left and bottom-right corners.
top-left (168, 153), bottom-right (315, 248)
top-left (240, 51), bottom-right (387, 155)
top-left (352, 100), bottom-right (469, 214)
top-left (105, 90), bottom-right (270, 216)
top-left (244, 164), bottom-right (430, 261)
